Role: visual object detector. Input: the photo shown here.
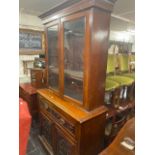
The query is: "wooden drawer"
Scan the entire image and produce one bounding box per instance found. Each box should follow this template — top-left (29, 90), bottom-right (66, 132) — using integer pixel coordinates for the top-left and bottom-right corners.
top-left (38, 95), bottom-right (76, 138)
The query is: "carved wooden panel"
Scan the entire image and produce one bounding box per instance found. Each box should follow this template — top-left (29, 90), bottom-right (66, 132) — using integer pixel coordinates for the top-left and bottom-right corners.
top-left (55, 128), bottom-right (76, 155)
top-left (40, 113), bottom-right (53, 145)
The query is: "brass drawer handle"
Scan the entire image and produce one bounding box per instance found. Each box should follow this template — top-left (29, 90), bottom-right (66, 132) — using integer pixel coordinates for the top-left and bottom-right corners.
top-left (44, 102), bottom-right (49, 110)
top-left (39, 101), bottom-right (49, 110)
top-left (59, 118), bottom-right (65, 125)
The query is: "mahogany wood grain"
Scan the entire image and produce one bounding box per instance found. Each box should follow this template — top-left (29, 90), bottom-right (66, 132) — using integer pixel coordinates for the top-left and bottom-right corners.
top-left (43, 7), bottom-right (112, 111)
top-left (37, 89), bottom-right (107, 123)
top-left (38, 90), bottom-right (108, 155)
top-left (84, 7), bottom-right (111, 110)
top-left (40, 0), bottom-right (115, 24)
top-left (30, 68), bottom-right (46, 89)
top-left (37, 0), bottom-right (116, 154)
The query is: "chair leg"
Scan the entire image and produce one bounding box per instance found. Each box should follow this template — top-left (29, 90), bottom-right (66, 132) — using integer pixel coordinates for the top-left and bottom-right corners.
top-left (112, 88), bottom-right (120, 108)
top-left (127, 83), bottom-right (135, 101)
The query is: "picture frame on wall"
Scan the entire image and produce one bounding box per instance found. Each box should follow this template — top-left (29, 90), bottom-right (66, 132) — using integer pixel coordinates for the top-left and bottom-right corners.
top-left (19, 29), bottom-right (45, 55)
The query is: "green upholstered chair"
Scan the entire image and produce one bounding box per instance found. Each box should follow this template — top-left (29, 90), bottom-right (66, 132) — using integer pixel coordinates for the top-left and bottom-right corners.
top-left (117, 53), bottom-right (135, 100)
top-left (106, 54), bottom-right (134, 100)
top-left (117, 53), bottom-right (135, 79)
top-left (129, 54), bottom-right (135, 73)
top-left (105, 79), bottom-right (120, 107)
top-left (105, 79), bottom-right (119, 92)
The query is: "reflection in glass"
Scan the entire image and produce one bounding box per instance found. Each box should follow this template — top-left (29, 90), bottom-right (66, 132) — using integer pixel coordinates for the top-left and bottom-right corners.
top-left (64, 17), bottom-right (85, 101)
top-left (47, 25), bottom-right (59, 91)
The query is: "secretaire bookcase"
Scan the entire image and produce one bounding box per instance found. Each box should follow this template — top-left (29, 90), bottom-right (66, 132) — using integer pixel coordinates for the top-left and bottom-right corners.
top-left (37, 0), bottom-right (116, 154)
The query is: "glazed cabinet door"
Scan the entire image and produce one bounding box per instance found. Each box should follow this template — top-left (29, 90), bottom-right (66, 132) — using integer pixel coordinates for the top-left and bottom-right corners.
top-left (47, 21), bottom-right (60, 92)
top-left (55, 127), bottom-right (77, 155)
top-left (61, 11), bottom-right (89, 104)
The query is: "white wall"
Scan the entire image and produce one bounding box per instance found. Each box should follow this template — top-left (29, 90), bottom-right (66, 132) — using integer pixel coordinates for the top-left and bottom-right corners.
top-left (19, 11), bottom-right (44, 31)
top-left (110, 31), bottom-right (134, 43)
top-left (109, 31), bottom-right (135, 52)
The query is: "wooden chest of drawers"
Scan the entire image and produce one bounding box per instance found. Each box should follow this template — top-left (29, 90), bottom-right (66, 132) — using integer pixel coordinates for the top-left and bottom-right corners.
top-left (37, 89), bottom-right (108, 155)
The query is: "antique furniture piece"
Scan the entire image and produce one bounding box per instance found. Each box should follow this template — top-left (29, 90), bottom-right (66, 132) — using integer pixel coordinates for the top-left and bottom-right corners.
top-left (129, 53), bottom-right (135, 72)
top-left (104, 101), bottom-right (135, 146)
top-left (105, 79), bottom-right (120, 108)
top-left (19, 83), bottom-right (38, 121)
top-left (37, 0), bottom-right (117, 155)
top-left (30, 68), bottom-right (47, 88)
top-left (117, 53), bottom-right (135, 79)
top-left (104, 54), bottom-right (135, 145)
top-left (99, 117), bottom-right (135, 155)
top-left (117, 53), bottom-right (135, 100)
top-left (106, 54), bottom-right (134, 102)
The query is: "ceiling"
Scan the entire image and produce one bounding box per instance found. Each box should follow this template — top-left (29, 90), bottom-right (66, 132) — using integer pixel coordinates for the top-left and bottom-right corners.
top-left (19, 0), bottom-right (135, 32)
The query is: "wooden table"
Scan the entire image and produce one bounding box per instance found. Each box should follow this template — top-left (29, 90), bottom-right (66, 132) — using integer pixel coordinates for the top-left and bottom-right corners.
top-left (19, 83), bottom-right (38, 121)
top-left (99, 118), bottom-right (135, 155)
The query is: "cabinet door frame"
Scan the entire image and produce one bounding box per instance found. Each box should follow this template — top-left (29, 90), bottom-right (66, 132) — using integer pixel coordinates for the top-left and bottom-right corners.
top-left (46, 19), bottom-right (62, 96)
top-left (60, 10), bottom-right (90, 107)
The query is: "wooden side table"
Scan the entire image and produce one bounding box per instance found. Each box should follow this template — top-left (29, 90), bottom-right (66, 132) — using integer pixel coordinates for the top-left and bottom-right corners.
top-left (19, 83), bottom-right (38, 122)
top-left (104, 101), bottom-right (135, 146)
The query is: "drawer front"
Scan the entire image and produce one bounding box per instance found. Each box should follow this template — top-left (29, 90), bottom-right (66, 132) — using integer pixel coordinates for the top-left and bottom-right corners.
top-left (38, 95), bottom-right (76, 137)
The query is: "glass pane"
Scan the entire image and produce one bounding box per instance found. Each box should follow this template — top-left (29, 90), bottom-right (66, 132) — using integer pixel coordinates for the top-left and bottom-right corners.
top-left (64, 17), bottom-right (85, 102)
top-left (47, 25), bottom-right (59, 91)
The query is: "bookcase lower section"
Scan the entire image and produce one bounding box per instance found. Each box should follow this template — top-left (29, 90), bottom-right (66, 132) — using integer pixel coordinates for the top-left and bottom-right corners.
top-left (38, 92), bottom-right (107, 155)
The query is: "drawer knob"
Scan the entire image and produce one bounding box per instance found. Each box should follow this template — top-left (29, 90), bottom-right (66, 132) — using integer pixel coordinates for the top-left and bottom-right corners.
top-left (106, 113), bottom-right (109, 118)
top-left (59, 118), bottom-right (65, 125)
top-left (44, 102), bottom-right (49, 109)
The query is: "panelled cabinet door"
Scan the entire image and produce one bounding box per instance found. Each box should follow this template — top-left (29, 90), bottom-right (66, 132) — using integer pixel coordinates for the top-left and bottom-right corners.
top-left (55, 127), bottom-right (76, 155)
top-left (40, 113), bottom-right (54, 146)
